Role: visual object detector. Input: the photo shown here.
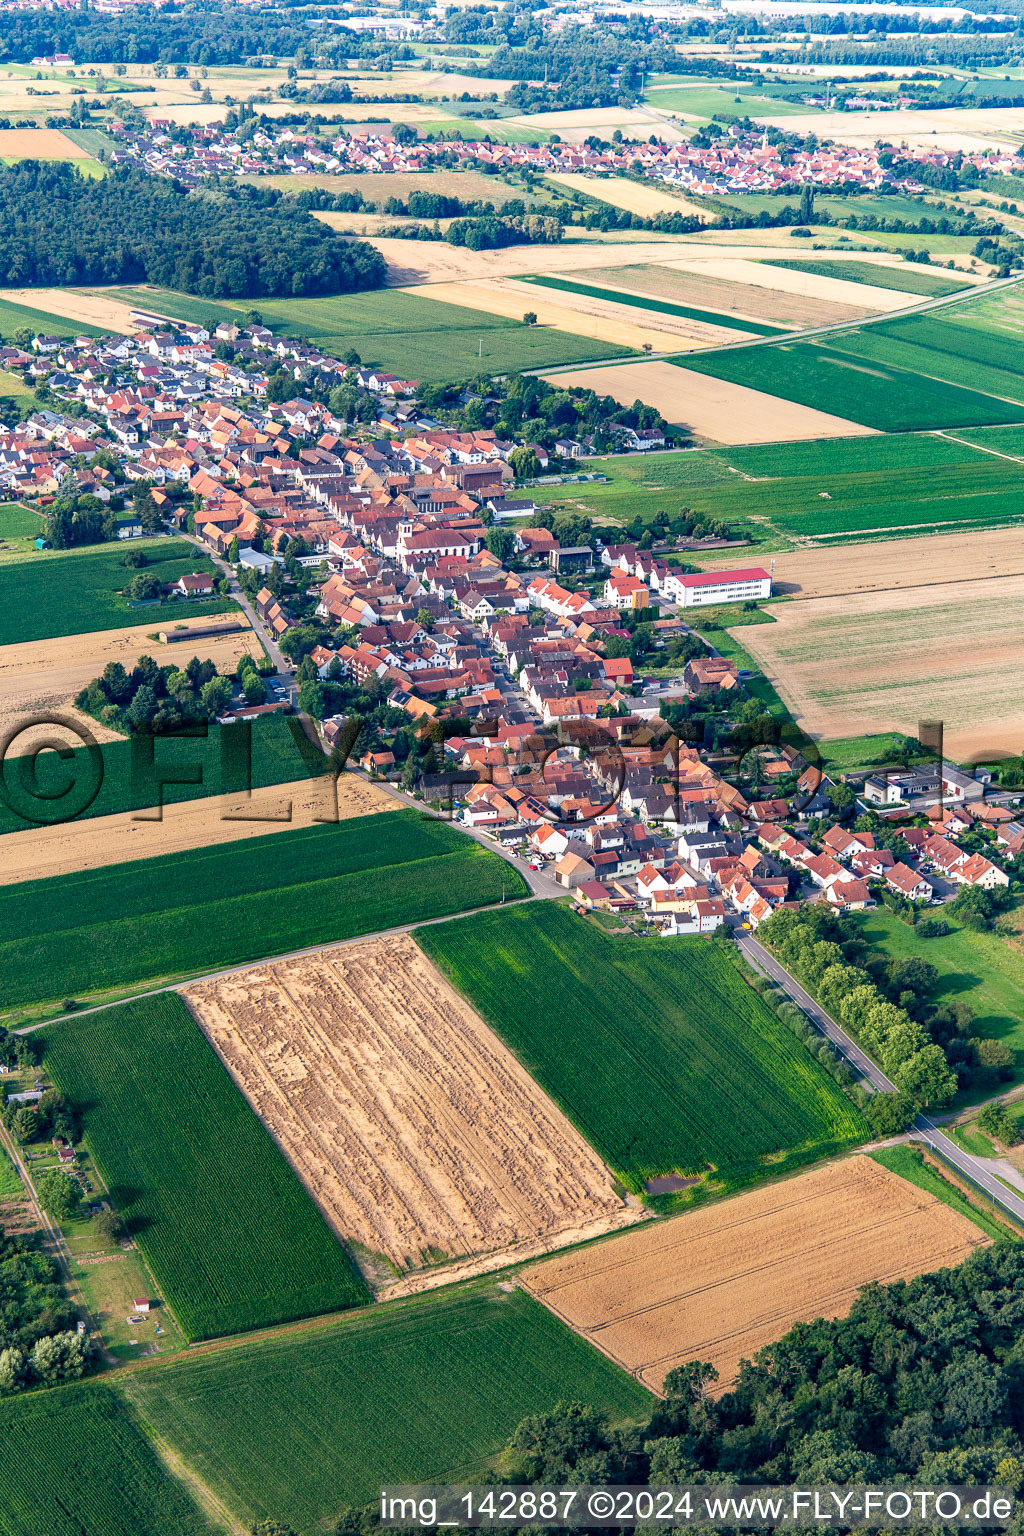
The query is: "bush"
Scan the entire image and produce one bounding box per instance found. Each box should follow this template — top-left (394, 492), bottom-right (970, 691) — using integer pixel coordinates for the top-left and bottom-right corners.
top-left (864, 1090), bottom-right (917, 1136)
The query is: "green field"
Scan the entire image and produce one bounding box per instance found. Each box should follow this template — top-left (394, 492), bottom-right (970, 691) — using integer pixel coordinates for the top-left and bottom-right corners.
top-left (0, 368), bottom-right (35, 408)
top-left (0, 1383), bottom-right (212, 1536)
top-left (0, 713), bottom-right (326, 838)
top-left (871, 1145), bottom-right (1018, 1242)
top-left (539, 431), bottom-right (1024, 539)
top-left (0, 811), bottom-right (524, 1011)
top-left (675, 341), bottom-right (1024, 433)
top-left (761, 259), bottom-right (972, 297)
top-left (834, 315), bottom-right (1024, 406)
top-left (0, 1142), bottom-right (23, 1197)
top-left (0, 538), bottom-right (231, 645)
top-left (416, 905), bottom-right (865, 1196)
top-left (852, 907), bottom-right (1024, 1098)
top-left (96, 286), bottom-right (631, 381)
top-left (43, 992), bottom-right (370, 1340)
top-left (123, 1284), bottom-right (652, 1529)
top-left (0, 500), bottom-right (42, 558)
top-left (521, 275), bottom-right (784, 335)
top-left (642, 83), bottom-right (820, 116)
top-left (0, 293), bottom-right (106, 340)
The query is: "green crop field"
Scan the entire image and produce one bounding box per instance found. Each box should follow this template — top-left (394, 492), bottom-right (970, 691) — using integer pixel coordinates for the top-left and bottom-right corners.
top-left (675, 341), bottom-right (1024, 432)
top-left (761, 259), bottom-right (972, 297)
top-left (123, 1284), bottom-right (652, 1529)
top-left (642, 84), bottom-right (820, 116)
top-left (416, 905), bottom-right (865, 1196)
top-left (521, 275), bottom-right (784, 335)
top-left (0, 538), bottom-right (232, 645)
top-left (0, 1383), bottom-right (213, 1536)
top-left (851, 907), bottom-right (1024, 1100)
top-left (0, 811), bottom-right (524, 1011)
top-left (539, 431), bottom-right (1024, 539)
top-left (97, 286), bottom-right (631, 381)
top-left (833, 318), bottom-right (1024, 406)
top-left (0, 1141), bottom-right (22, 1197)
top-left (0, 714), bottom-right (327, 839)
top-left (43, 992), bottom-right (370, 1340)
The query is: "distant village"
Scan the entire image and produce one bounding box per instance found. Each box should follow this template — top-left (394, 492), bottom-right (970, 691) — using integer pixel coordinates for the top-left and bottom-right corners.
top-left (105, 115), bottom-right (1024, 199)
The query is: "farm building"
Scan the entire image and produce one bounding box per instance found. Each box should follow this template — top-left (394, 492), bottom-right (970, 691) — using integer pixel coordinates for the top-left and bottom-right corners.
top-left (662, 567), bottom-right (772, 609)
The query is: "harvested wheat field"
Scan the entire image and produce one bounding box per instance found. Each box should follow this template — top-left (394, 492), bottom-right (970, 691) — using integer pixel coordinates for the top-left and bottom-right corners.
top-left (738, 574), bottom-right (1024, 761)
top-left (0, 128), bottom-right (90, 160)
top-left (578, 262), bottom-right (872, 328)
top-left (542, 360), bottom-right (876, 445)
top-left (768, 525), bottom-right (1024, 600)
top-left (184, 935), bottom-right (640, 1286)
top-left (410, 279), bottom-right (741, 351)
top-left (0, 774), bottom-right (395, 886)
top-left (0, 286), bottom-right (137, 334)
top-left (545, 173), bottom-right (710, 222)
top-left (523, 1156), bottom-right (986, 1393)
top-left (371, 237), bottom-right (700, 287)
top-left (661, 256), bottom-right (916, 313)
top-left (0, 614), bottom-right (258, 747)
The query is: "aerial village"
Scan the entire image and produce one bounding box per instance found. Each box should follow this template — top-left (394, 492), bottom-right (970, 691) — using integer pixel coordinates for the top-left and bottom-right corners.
top-left (2, 306), bottom-right (1021, 939)
top-left (107, 114), bottom-right (1024, 198)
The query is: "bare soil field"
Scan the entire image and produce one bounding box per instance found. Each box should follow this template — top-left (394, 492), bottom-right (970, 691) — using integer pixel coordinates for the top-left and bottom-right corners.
top-left (738, 574), bottom-right (1024, 760)
top-left (523, 1156), bottom-right (986, 1392)
top-left (184, 935), bottom-right (639, 1282)
top-left (756, 106), bottom-right (1024, 152)
top-left (577, 262), bottom-right (871, 328)
top-left (661, 255), bottom-right (916, 312)
top-left (767, 525), bottom-right (1024, 600)
top-left (0, 614), bottom-right (258, 747)
top-left (544, 173), bottom-right (710, 222)
top-left (542, 359), bottom-right (877, 444)
top-left (409, 278), bottom-right (742, 351)
top-left (0, 285), bottom-right (137, 333)
top-left (0, 774), bottom-right (395, 886)
top-left (507, 107), bottom-right (688, 143)
top-left (0, 127), bottom-right (89, 159)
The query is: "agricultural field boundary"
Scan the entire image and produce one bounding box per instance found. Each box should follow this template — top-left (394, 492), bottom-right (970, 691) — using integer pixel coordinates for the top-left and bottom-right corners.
top-left (521, 274), bottom-right (786, 335)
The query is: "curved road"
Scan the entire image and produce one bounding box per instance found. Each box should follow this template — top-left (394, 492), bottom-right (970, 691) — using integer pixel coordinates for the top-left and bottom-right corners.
top-left (738, 931), bottom-right (1024, 1228)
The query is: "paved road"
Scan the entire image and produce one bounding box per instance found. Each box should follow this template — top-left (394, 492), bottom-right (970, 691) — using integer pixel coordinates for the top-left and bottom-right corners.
top-left (737, 932), bottom-right (1024, 1228)
top-left (172, 526), bottom-right (292, 684)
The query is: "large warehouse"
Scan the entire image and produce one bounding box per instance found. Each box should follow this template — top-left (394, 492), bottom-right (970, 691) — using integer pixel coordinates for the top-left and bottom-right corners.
top-left (663, 567), bottom-right (772, 609)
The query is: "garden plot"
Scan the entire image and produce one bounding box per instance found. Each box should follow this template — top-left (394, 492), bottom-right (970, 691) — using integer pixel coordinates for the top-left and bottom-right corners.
top-left (184, 935), bottom-right (639, 1284)
top-left (523, 1156), bottom-right (986, 1392)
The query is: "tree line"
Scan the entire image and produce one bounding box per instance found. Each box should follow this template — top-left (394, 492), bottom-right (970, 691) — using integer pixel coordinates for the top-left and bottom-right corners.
top-left (0, 163), bottom-right (385, 298)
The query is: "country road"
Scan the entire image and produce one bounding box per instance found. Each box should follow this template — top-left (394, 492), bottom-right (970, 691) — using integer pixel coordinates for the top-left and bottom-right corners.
top-left (738, 931), bottom-right (1024, 1229)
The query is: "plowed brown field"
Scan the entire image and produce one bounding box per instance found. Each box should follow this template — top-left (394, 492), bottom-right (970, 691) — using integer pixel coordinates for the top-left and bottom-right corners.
top-left (523, 1157), bottom-right (986, 1392)
top-left (184, 936), bottom-right (640, 1286)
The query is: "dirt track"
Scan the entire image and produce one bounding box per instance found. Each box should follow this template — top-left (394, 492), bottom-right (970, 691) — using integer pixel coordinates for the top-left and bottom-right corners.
top-left (541, 359), bottom-right (877, 444)
top-left (184, 936), bottom-right (639, 1282)
top-left (523, 1157), bottom-right (985, 1392)
top-left (0, 774), bottom-right (395, 885)
top-left (0, 614), bottom-right (258, 749)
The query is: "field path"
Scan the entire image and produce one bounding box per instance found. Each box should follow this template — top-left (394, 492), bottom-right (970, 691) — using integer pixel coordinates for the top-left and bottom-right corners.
top-left (936, 430), bottom-right (1024, 464)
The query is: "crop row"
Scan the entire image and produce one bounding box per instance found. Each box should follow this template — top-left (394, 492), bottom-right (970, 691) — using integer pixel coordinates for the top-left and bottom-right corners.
top-left (0, 812), bottom-right (524, 1008)
top-left (416, 905), bottom-right (864, 1197)
top-left (44, 993), bottom-right (370, 1340)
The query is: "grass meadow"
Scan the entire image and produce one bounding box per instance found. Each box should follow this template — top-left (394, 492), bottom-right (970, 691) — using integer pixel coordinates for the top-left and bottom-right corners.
top-left (852, 908), bottom-right (1024, 1101)
top-left (98, 285), bottom-right (631, 380)
top-left (0, 499), bottom-right (42, 558)
top-left (0, 538), bottom-right (230, 644)
top-left (417, 904), bottom-right (865, 1198)
top-left (675, 341), bottom-right (1024, 432)
top-left (0, 811), bottom-right (524, 1010)
top-left (122, 1284), bottom-right (652, 1527)
top-left (540, 431), bottom-right (1024, 539)
top-left (522, 275), bottom-right (784, 335)
top-left (43, 993), bottom-right (370, 1340)
top-left (0, 1383), bottom-right (213, 1536)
